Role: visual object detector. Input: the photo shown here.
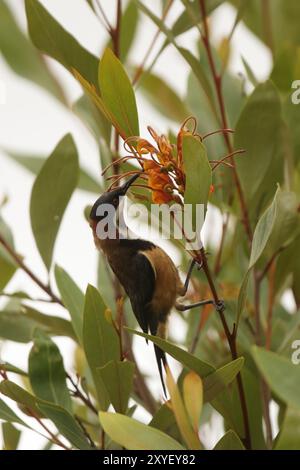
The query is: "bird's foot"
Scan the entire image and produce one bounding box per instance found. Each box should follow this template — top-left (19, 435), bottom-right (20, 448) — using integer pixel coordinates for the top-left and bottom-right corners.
top-left (214, 300), bottom-right (225, 312)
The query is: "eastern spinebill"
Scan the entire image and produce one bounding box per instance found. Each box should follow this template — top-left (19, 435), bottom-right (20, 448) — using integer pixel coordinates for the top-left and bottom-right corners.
top-left (89, 174), bottom-right (223, 395)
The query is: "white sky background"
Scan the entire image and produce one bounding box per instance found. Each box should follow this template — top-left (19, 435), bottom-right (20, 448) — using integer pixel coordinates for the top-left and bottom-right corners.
top-left (0, 0), bottom-right (273, 450)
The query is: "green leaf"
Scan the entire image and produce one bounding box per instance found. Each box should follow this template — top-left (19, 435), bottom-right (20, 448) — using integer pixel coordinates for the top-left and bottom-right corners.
top-left (241, 57), bottom-right (259, 87)
top-left (99, 412), bottom-right (184, 450)
top-left (182, 372), bottom-right (203, 433)
top-left (25, 0), bottom-right (99, 88)
top-left (252, 346), bottom-right (300, 410)
top-left (0, 397), bottom-right (28, 427)
top-left (97, 255), bottom-right (116, 311)
top-left (183, 135), bottom-right (212, 232)
top-left (166, 368), bottom-right (201, 450)
top-left (55, 265), bottom-right (84, 343)
top-left (175, 0), bottom-right (224, 37)
top-left (120, 1), bottom-right (139, 62)
top-left (97, 360), bottom-right (135, 414)
top-left (0, 0), bottom-right (63, 101)
top-left (236, 187), bottom-right (279, 324)
top-left (0, 362), bottom-right (27, 377)
top-left (30, 134), bottom-right (79, 270)
top-left (274, 407), bottom-right (300, 450)
top-left (0, 216), bottom-right (17, 290)
top-left (229, 0), bottom-right (300, 53)
top-left (0, 380), bottom-right (91, 449)
top-left (129, 328), bottom-right (242, 400)
top-left (83, 285), bottom-right (120, 410)
top-left (127, 328), bottom-right (214, 376)
top-left (235, 81), bottom-right (282, 202)
top-left (150, 404), bottom-right (181, 443)
top-left (203, 357), bottom-right (244, 402)
top-left (2, 422), bottom-right (21, 450)
top-left (138, 72), bottom-right (189, 122)
top-left (0, 380), bottom-right (45, 419)
top-left (4, 150), bottom-right (101, 194)
top-left (99, 48), bottom-right (139, 138)
top-left (214, 430), bottom-right (245, 450)
top-left (0, 308), bottom-right (76, 343)
top-left (72, 94), bottom-right (111, 147)
top-left (29, 330), bottom-right (72, 413)
top-left (37, 402), bottom-right (92, 449)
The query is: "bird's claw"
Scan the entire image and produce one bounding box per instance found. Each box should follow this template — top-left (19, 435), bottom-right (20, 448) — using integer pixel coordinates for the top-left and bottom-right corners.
top-left (214, 300), bottom-right (225, 312)
top-left (196, 260), bottom-right (203, 271)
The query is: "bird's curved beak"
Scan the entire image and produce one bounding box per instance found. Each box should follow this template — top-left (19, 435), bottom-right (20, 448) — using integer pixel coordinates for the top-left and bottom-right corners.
top-left (120, 173), bottom-right (140, 195)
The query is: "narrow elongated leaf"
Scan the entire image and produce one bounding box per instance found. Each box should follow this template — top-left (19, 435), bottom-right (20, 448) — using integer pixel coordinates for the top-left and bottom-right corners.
top-left (0, 397), bottom-right (28, 427)
top-left (274, 407), bottom-right (300, 450)
top-left (235, 81), bottom-right (282, 202)
top-left (0, 380), bottom-right (91, 449)
top-left (128, 329), bottom-right (214, 376)
top-left (30, 134), bottom-right (79, 270)
top-left (97, 360), bottom-right (135, 414)
top-left (203, 358), bottom-right (244, 402)
top-left (2, 422), bottom-right (21, 450)
top-left (83, 285), bottom-right (120, 409)
top-left (29, 331), bottom-right (72, 413)
top-left (72, 94), bottom-right (111, 146)
top-left (99, 412), bottom-right (184, 450)
top-left (55, 265), bottom-right (84, 343)
top-left (37, 402), bottom-right (92, 450)
top-left (183, 372), bottom-right (203, 432)
top-left (99, 48), bottom-right (139, 138)
top-left (139, 72), bottom-right (189, 122)
top-left (166, 367), bottom-right (201, 450)
top-left (252, 346), bottom-right (300, 410)
top-left (237, 187), bottom-right (279, 324)
top-left (25, 0), bottom-right (99, 88)
top-left (0, 217), bottom-right (17, 290)
top-left (4, 150), bottom-right (101, 194)
top-left (0, 0), bottom-right (63, 100)
top-left (0, 380), bottom-right (45, 418)
top-left (183, 135), bottom-right (212, 231)
top-left (214, 430), bottom-right (245, 450)
top-left (97, 255), bottom-right (115, 311)
top-left (120, 1), bottom-right (139, 62)
top-left (0, 309), bottom-right (75, 343)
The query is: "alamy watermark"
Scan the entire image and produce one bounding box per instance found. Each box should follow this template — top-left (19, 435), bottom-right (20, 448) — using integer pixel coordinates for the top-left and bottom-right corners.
top-left (291, 340), bottom-right (300, 365)
top-left (291, 80), bottom-right (300, 104)
top-left (94, 197), bottom-right (205, 250)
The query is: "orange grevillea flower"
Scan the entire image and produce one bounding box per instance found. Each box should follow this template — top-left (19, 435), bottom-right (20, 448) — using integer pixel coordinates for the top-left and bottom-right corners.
top-left (103, 117), bottom-right (244, 203)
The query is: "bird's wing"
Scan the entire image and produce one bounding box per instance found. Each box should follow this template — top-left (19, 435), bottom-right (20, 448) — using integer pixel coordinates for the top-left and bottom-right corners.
top-left (127, 251), bottom-right (156, 335)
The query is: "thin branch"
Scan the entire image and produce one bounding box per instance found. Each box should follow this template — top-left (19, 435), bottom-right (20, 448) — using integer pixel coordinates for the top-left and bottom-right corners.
top-left (0, 234), bottom-right (63, 306)
top-left (67, 374), bottom-right (98, 415)
top-left (199, 0), bottom-right (252, 243)
top-left (194, 247), bottom-right (252, 450)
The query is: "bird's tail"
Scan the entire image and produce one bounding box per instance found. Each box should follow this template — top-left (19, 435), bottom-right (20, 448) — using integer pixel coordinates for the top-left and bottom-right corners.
top-left (154, 344), bottom-right (167, 398)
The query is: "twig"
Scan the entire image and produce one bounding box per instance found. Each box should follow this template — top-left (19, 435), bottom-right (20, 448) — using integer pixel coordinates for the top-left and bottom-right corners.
top-left (0, 234), bottom-right (62, 306)
top-left (29, 410), bottom-right (70, 450)
top-left (195, 247), bottom-right (252, 450)
top-left (75, 415), bottom-right (96, 448)
top-left (67, 374), bottom-right (98, 415)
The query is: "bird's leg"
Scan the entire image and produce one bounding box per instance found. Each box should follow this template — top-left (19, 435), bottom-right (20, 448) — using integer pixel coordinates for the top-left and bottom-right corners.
top-left (180, 259), bottom-right (203, 297)
top-left (175, 299), bottom-right (225, 312)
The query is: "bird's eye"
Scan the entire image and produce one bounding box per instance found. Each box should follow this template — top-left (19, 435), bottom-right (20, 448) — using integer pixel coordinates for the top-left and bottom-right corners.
top-left (112, 197), bottom-right (119, 206)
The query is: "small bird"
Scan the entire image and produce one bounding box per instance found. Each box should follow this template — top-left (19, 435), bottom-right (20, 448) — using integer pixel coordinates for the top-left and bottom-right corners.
top-left (89, 174), bottom-right (220, 395)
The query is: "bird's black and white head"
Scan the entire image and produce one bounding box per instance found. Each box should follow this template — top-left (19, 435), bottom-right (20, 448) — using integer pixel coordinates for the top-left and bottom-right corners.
top-left (90, 173), bottom-right (139, 223)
